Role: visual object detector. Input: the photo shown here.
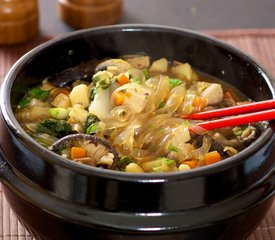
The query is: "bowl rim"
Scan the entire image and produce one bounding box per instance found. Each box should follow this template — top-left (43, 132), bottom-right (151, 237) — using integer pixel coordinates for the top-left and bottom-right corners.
top-left (1, 23), bottom-right (275, 181)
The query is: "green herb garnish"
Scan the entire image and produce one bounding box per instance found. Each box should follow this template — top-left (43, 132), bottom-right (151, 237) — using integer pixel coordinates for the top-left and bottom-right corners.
top-left (168, 143), bottom-right (180, 153)
top-left (169, 78), bottom-right (182, 87)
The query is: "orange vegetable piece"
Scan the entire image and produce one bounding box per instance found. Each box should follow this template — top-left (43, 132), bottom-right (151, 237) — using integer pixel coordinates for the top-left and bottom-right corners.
top-left (117, 73), bottom-right (130, 85)
top-left (204, 151), bottom-right (221, 165)
top-left (184, 160), bottom-right (198, 169)
top-left (192, 96), bottom-right (208, 111)
top-left (112, 91), bottom-right (127, 105)
top-left (71, 147), bottom-right (87, 159)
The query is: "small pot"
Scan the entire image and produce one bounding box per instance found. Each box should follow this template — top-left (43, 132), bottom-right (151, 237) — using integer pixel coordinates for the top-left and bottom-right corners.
top-left (0, 25), bottom-right (274, 240)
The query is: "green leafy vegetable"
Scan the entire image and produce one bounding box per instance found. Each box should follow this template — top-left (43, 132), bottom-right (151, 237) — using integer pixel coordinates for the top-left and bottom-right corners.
top-left (89, 86), bottom-right (97, 101)
top-left (28, 87), bottom-right (49, 100)
top-left (86, 123), bottom-right (98, 134)
top-left (119, 156), bottom-right (134, 170)
top-left (85, 114), bottom-right (100, 134)
top-left (92, 70), bottom-right (114, 89)
top-left (90, 70), bottom-right (115, 102)
top-left (169, 78), bottom-right (182, 87)
top-left (37, 119), bottom-right (72, 138)
top-left (19, 87), bottom-right (49, 108)
top-left (18, 98), bottom-right (30, 108)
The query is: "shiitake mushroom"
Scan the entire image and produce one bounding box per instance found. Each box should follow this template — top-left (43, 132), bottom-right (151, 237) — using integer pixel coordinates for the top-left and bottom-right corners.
top-left (50, 134), bottom-right (119, 170)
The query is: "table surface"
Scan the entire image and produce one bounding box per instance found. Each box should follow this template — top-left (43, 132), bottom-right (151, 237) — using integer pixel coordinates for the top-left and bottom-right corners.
top-left (39, 0), bottom-right (275, 35)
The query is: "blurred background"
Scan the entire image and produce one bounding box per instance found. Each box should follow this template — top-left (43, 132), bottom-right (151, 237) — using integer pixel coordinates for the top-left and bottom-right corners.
top-left (40, 0), bottom-right (275, 35)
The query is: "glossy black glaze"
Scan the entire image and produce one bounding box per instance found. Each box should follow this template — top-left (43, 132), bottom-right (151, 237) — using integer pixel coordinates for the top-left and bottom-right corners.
top-left (0, 25), bottom-right (274, 240)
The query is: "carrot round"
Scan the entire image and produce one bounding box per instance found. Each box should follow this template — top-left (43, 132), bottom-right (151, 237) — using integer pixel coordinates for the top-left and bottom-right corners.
top-left (71, 147), bottom-right (87, 159)
top-left (204, 151), bottom-right (221, 165)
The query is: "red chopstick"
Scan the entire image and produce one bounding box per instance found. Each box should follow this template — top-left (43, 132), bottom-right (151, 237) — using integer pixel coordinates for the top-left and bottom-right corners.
top-left (186, 99), bottom-right (275, 120)
top-left (185, 99), bottom-right (275, 131)
top-left (191, 109), bottom-right (275, 130)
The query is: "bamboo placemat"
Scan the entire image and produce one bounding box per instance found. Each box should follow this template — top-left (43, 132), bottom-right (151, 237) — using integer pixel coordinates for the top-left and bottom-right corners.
top-left (0, 29), bottom-right (275, 240)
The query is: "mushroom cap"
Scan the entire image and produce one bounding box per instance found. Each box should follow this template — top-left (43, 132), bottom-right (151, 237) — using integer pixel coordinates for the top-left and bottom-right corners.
top-left (50, 133), bottom-right (119, 170)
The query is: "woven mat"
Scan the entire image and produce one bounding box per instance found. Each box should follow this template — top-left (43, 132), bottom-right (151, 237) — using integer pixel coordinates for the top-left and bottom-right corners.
top-left (0, 29), bottom-right (275, 240)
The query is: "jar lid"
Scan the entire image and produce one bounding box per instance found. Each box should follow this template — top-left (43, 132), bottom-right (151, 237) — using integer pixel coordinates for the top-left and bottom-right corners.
top-left (0, 0), bottom-right (38, 21)
top-left (69, 0), bottom-right (113, 6)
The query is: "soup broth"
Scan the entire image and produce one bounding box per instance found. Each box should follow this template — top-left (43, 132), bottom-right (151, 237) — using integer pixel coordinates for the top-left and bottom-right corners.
top-left (15, 56), bottom-right (264, 173)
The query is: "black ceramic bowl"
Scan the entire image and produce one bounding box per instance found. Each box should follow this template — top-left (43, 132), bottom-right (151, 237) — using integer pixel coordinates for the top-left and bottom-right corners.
top-left (0, 25), bottom-right (274, 240)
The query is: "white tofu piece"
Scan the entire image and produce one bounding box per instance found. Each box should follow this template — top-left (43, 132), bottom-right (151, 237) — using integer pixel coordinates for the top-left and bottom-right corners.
top-left (201, 83), bottom-right (223, 105)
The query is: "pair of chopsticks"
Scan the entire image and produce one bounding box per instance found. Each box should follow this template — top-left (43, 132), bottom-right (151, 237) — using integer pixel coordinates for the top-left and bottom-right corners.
top-left (185, 99), bottom-right (275, 130)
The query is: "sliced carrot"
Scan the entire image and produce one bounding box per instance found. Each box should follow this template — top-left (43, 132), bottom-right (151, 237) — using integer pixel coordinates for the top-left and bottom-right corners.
top-left (204, 151), bottom-right (221, 165)
top-left (112, 91), bottom-right (127, 105)
top-left (117, 73), bottom-right (130, 85)
top-left (71, 147), bottom-right (87, 159)
top-left (192, 96), bottom-right (208, 111)
top-left (184, 160), bottom-right (199, 169)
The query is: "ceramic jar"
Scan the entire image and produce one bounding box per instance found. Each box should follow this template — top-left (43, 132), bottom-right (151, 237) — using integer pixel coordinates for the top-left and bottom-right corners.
top-left (58, 0), bottom-right (123, 29)
top-left (0, 0), bottom-right (39, 45)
